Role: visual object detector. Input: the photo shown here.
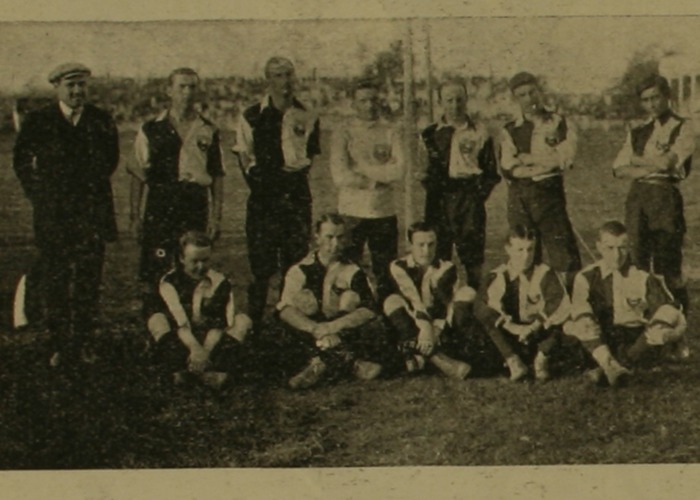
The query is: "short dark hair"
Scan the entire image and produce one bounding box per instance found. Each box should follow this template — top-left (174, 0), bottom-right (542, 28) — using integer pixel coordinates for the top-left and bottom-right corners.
top-left (636, 74), bottom-right (671, 98)
top-left (407, 221), bottom-right (437, 243)
top-left (178, 230), bottom-right (212, 258)
top-left (437, 79), bottom-right (467, 101)
top-left (168, 67), bottom-right (199, 86)
top-left (509, 71), bottom-right (538, 93)
top-left (264, 57), bottom-right (294, 78)
top-left (598, 220), bottom-right (627, 239)
top-left (315, 213), bottom-right (345, 233)
top-left (505, 224), bottom-right (537, 244)
top-left (352, 78), bottom-right (380, 98)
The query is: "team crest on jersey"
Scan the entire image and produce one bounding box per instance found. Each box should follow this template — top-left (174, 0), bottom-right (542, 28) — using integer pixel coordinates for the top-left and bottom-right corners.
top-left (373, 143), bottom-right (391, 164)
top-left (527, 293), bottom-right (542, 305)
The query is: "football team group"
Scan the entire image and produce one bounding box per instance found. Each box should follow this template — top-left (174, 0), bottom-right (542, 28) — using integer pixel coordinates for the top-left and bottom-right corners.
top-left (11, 56), bottom-right (693, 391)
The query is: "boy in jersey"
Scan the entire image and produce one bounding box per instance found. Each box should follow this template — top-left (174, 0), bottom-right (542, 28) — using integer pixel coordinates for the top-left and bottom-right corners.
top-left (474, 225), bottom-right (570, 382)
top-left (567, 221), bottom-right (687, 387)
top-left (128, 68), bottom-right (225, 294)
top-left (147, 231), bottom-right (252, 388)
top-left (612, 74), bottom-right (695, 314)
top-left (330, 79), bottom-right (404, 302)
top-left (418, 79), bottom-right (500, 289)
top-left (277, 214), bottom-right (386, 390)
top-left (500, 72), bottom-right (581, 289)
top-left (383, 222), bottom-right (475, 380)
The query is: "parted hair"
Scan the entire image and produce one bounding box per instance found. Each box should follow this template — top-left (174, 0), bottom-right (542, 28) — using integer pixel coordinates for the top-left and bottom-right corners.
top-left (178, 230), bottom-right (212, 258)
top-left (437, 78), bottom-right (468, 100)
top-left (505, 224), bottom-right (537, 244)
top-left (168, 67), bottom-right (199, 86)
top-left (598, 220), bottom-right (627, 239)
top-left (407, 221), bottom-right (437, 242)
top-left (315, 213), bottom-right (345, 233)
top-left (636, 74), bottom-right (671, 98)
top-left (264, 57), bottom-right (294, 78)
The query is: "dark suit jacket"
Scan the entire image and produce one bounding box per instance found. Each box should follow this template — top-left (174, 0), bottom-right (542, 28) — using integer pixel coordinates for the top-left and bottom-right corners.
top-left (13, 102), bottom-right (120, 249)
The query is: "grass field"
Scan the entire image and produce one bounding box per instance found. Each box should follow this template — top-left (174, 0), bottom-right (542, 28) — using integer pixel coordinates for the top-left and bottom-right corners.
top-left (2, 122), bottom-right (700, 469)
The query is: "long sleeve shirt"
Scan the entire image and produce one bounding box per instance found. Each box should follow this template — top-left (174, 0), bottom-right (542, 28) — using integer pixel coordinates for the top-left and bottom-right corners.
top-left (330, 117), bottom-right (404, 219)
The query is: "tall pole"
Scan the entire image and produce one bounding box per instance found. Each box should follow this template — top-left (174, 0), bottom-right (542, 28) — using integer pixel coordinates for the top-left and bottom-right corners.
top-left (402, 20), bottom-right (418, 229)
top-left (423, 20), bottom-right (435, 123)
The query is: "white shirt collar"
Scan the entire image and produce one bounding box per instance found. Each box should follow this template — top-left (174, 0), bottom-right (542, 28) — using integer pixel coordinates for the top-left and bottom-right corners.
top-left (59, 100), bottom-right (82, 122)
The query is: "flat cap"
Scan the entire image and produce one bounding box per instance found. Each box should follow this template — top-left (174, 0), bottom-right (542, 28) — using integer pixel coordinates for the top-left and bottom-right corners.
top-left (509, 71), bottom-right (538, 92)
top-left (48, 62), bottom-right (91, 83)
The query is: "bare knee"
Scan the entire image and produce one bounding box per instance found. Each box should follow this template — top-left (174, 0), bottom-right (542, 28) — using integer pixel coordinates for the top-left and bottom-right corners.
top-left (383, 294), bottom-right (407, 316)
top-left (453, 286), bottom-right (476, 304)
top-left (292, 289), bottom-right (319, 317)
top-left (339, 290), bottom-right (361, 313)
top-left (147, 313), bottom-right (171, 341)
top-left (228, 313), bottom-right (253, 343)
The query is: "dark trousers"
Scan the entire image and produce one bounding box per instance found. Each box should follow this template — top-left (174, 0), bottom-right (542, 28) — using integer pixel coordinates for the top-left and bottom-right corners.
top-left (246, 194), bottom-right (311, 324)
top-left (625, 181), bottom-right (687, 310)
top-left (385, 301), bottom-right (499, 373)
top-left (343, 215), bottom-right (398, 303)
top-left (425, 179), bottom-right (487, 288)
top-left (38, 236), bottom-right (105, 353)
top-left (152, 330), bottom-right (245, 375)
top-left (140, 182), bottom-right (209, 284)
top-left (272, 317), bottom-right (390, 379)
top-left (507, 176), bottom-right (581, 274)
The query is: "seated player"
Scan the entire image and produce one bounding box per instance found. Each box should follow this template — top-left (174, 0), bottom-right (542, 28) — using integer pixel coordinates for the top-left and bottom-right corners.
top-left (566, 220), bottom-right (687, 387)
top-left (147, 231), bottom-right (252, 389)
top-left (277, 213), bottom-right (386, 390)
top-left (383, 221), bottom-right (475, 380)
top-left (474, 225), bottom-right (570, 382)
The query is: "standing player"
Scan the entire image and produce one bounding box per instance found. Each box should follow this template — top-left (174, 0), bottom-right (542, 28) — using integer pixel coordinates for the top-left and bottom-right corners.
top-left (474, 225), bottom-right (571, 382)
top-left (276, 214), bottom-right (385, 390)
top-left (383, 222), bottom-right (475, 380)
top-left (13, 63), bottom-right (119, 367)
top-left (567, 221), bottom-right (687, 387)
top-left (147, 231), bottom-right (252, 388)
top-left (612, 75), bottom-right (695, 313)
top-left (330, 79), bottom-right (404, 302)
top-left (500, 71), bottom-right (581, 288)
top-left (418, 79), bottom-right (500, 289)
top-left (233, 57), bottom-right (321, 328)
top-left (128, 67), bottom-right (225, 290)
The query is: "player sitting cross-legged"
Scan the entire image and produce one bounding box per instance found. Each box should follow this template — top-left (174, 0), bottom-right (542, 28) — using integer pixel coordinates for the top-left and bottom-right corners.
top-left (383, 221), bottom-right (476, 380)
top-left (566, 220), bottom-right (687, 387)
top-left (276, 213), bottom-right (388, 390)
top-left (474, 225), bottom-right (571, 382)
top-left (147, 231), bottom-right (252, 389)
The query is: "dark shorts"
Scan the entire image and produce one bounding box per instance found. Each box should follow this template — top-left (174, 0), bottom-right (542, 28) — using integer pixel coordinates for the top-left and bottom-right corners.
top-left (425, 178), bottom-right (487, 267)
top-left (507, 176), bottom-right (581, 273)
top-left (246, 191), bottom-right (312, 279)
top-left (140, 182), bottom-right (209, 283)
top-left (625, 181), bottom-right (685, 281)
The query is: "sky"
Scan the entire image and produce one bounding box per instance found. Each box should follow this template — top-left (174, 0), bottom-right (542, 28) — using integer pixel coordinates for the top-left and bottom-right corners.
top-left (2, 16), bottom-right (700, 95)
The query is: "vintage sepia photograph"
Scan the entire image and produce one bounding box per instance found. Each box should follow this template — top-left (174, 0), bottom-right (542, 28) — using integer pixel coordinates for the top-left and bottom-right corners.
top-left (2, 3), bottom-right (700, 494)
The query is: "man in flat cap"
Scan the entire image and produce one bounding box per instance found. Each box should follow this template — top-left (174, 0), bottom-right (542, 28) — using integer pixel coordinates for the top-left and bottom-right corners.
top-left (233, 56), bottom-right (321, 329)
top-left (612, 74), bottom-right (695, 319)
top-left (127, 67), bottom-right (225, 312)
top-left (13, 62), bottom-right (119, 368)
top-left (499, 71), bottom-right (581, 289)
